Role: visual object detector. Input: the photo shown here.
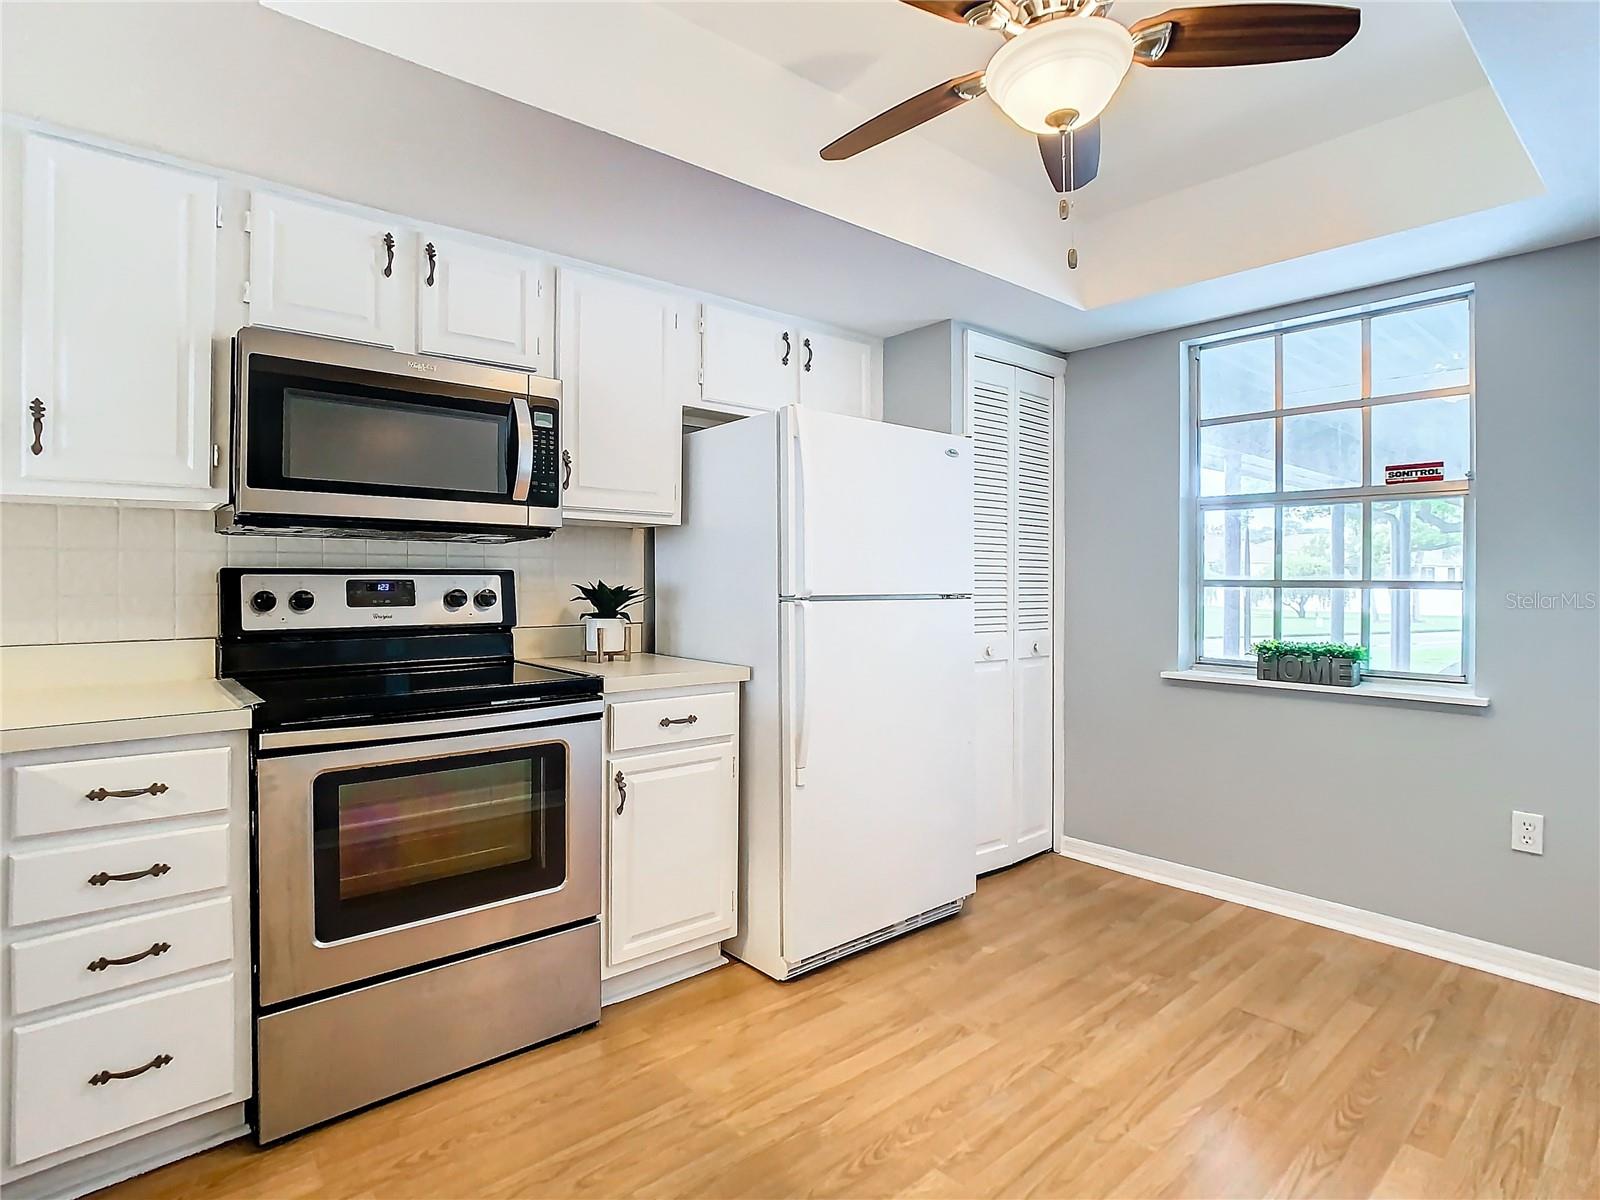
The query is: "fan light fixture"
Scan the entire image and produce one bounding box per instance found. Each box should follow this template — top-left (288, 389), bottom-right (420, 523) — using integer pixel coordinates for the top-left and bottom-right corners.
top-left (984, 16), bottom-right (1134, 134)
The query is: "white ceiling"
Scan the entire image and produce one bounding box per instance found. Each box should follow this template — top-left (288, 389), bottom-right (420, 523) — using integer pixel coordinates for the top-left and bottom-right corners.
top-left (666, 0), bottom-right (1488, 212)
top-left (264, 0), bottom-right (1566, 318)
top-left (4, 2), bottom-right (1595, 352)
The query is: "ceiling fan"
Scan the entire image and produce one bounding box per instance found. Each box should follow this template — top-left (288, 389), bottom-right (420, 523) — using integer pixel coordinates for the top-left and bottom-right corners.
top-left (820, 1), bottom-right (1362, 198)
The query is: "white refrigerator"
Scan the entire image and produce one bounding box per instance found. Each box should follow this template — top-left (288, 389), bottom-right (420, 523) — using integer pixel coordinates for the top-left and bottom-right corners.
top-left (656, 406), bottom-right (976, 980)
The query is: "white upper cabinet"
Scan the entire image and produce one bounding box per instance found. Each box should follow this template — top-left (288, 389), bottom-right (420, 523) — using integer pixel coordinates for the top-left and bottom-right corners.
top-left (15, 136), bottom-right (219, 501)
top-left (797, 328), bottom-right (873, 419)
top-left (700, 304), bottom-right (797, 412)
top-left (701, 304), bottom-right (878, 418)
top-left (556, 269), bottom-right (695, 523)
top-left (245, 192), bottom-right (407, 348)
top-left (415, 234), bottom-right (552, 373)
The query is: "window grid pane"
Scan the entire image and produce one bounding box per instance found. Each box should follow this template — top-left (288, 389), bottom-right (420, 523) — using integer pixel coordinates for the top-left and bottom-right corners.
top-left (1191, 294), bottom-right (1472, 682)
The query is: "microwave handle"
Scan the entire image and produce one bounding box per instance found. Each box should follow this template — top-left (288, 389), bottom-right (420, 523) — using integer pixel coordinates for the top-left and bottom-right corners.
top-left (511, 394), bottom-right (534, 502)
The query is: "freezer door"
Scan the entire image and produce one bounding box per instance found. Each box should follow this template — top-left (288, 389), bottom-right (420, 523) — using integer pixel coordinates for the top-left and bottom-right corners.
top-left (780, 598), bottom-right (975, 966)
top-left (782, 407), bottom-right (973, 598)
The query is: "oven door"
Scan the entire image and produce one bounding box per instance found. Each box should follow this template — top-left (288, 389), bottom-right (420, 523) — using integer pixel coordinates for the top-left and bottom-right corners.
top-left (234, 327), bottom-right (561, 535)
top-left (255, 704), bottom-right (600, 1007)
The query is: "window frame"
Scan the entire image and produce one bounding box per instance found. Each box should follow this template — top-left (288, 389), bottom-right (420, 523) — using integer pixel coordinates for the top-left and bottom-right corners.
top-left (1180, 285), bottom-right (1476, 685)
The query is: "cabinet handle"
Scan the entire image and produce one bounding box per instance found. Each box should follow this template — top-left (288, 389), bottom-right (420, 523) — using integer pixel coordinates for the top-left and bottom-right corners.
top-left (614, 769), bottom-right (627, 816)
top-left (1032, 641), bottom-right (1041, 654)
top-left (84, 782), bottom-right (169, 803)
top-left (780, 332), bottom-right (791, 366)
top-left (561, 448), bottom-right (573, 491)
top-left (89, 1053), bottom-right (173, 1087)
top-left (424, 241), bottom-right (437, 287)
top-left (88, 863), bottom-right (171, 888)
top-left (29, 399), bottom-right (45, 456)
top-left (803, 337), bottom-right (814, 373)
top-left (87, 941), bottom-right (171, 973)
top-left (382, 231), bottom-right (396, 278)
top-left (658, 714), bottom-right (698, 728)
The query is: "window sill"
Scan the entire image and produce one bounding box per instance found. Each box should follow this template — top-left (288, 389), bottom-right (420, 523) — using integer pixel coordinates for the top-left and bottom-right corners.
top-left (1159, 667), bottom-right (1490, 709)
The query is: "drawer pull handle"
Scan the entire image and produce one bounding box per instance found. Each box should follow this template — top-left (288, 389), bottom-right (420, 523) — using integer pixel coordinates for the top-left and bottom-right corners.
top-left (658, 714), bottom-right (698, 728)
top-left (382, 231), bottom-right (396, 278)
top-left (84, 782), bottom-right (170, 802)
top-left (562, 448), bottom-right (573, 491)
top-left (88, 863), bottom-right (171, 887)
top-left (424, 240), bottom-right (437, 287)
top-left (87, 942), bottom-right (171, 973)
top-left (89, 1053), bottom-right (173, 1087)
top-left (30, 398), bottom-right (45, 455)
top-left (614, 769), bottom-right (627, 816)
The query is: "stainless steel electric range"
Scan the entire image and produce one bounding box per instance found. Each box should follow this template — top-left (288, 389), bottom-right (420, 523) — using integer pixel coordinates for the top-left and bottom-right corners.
top-left (218, 567), bottom-right (602, 1143)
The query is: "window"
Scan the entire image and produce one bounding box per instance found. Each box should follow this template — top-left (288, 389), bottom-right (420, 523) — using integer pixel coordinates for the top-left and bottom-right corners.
top-left (1187, 290), bottom-right (1472, 682)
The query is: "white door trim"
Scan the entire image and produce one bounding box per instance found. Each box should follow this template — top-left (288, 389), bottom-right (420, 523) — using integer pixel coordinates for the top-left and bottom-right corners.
top-left (1056, 835), bottom-right (1600, 1003)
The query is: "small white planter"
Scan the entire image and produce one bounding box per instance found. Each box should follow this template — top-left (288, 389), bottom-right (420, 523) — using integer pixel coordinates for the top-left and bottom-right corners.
top-left (582, 616), bottom-right (630, 659)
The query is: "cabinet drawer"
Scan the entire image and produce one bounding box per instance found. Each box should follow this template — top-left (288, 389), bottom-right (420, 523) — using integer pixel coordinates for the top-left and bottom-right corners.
top-left (10, 747), bottom-right (231, 838)
top-left (10, 897), bottom-right (234, 1016)
top-left (609, 690), bottom-right (737, 754)
top-left (10, 973), bottom-right (236, 1165)
top-left (7, 826), bottom-right (229, 928)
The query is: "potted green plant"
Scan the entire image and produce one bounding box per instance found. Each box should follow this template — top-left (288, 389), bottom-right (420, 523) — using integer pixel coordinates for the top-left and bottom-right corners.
top-left (573, 580), bottom-right (646, 659)
top-left (1254, 639), bottom-right (1368, 687)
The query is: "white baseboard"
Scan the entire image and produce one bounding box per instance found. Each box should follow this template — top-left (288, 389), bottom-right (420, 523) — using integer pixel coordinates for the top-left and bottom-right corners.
top-left (602, 944), bottom-right (728, 1007)
top-left (1056, 836), bottom-right (1599, 1004)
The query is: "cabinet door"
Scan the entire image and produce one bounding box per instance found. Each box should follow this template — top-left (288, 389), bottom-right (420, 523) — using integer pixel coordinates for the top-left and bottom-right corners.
top-left (18, 136), bottom-right (217, 493)
top-left (973, 634), bottom-right (1016, 875)
top-left (607, 742), bottom-right (737, 968)
top-left (700, 304), bottom-right (797, 412)
top-left (416, 234), bottom-right (551, 372)
top-left (1011, 632), bottom-right (1054, 861)
top-left (798, 329), bottom-right (874, 419)
top-left (246, 192), bottom-right (406, 347)
top-left (556, 269), bottom-right (692, 522)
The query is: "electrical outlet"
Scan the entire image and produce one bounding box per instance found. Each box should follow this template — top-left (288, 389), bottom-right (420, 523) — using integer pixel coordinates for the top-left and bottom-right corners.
top-left (1512, 811), bottom-right (1545, 855)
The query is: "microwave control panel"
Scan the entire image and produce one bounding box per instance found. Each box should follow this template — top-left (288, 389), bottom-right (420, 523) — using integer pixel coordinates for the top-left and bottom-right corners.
top-left (529, 407), bottom-right (559, 508)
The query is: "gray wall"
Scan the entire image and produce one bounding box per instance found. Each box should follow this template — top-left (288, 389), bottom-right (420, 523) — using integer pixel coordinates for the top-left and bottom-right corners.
top-left (1061, 239), bottom-right (1600, 969)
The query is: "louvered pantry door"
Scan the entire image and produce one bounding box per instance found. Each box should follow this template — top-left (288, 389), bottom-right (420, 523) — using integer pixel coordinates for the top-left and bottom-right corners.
top-left (968, 356), bottom-right (1054, 873)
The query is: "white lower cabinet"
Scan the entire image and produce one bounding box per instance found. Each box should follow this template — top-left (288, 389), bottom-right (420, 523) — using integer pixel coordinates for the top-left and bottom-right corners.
top-left (0, 731), bottom-right (251, 1196)
top-left (601, 684), bottom-right (740, 1004)
top-left (11, 974), bottom-right (237, 1165)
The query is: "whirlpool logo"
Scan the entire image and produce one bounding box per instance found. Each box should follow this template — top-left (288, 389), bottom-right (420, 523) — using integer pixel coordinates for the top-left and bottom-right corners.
top-left (407, 360), bottom-right (437, 373)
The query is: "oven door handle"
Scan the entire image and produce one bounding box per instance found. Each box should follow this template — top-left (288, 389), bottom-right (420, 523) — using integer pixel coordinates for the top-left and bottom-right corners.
top-left (511, 394), bottom-right (534, 503)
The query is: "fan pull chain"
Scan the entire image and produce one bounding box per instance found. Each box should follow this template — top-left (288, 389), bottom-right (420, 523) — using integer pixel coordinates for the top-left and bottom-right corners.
top-left (1057, 128), bottom-right (1078, 270)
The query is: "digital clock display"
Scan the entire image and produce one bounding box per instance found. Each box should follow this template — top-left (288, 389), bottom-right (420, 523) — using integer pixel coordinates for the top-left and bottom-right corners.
top-left (346, 578), bottom-right (416, 607)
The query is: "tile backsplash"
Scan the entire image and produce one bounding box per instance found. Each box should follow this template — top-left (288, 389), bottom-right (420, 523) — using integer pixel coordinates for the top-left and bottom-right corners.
top-left (0, 503), bottom-right (645, 646)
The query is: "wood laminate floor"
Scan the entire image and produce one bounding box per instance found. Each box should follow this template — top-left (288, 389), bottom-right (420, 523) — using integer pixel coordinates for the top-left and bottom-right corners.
top-left (103, 854), bottom-right (1598, 1200)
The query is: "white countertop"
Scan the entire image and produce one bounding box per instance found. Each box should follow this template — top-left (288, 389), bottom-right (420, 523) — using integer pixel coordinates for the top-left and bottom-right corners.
top-left (526, 653), bottom-right (751, 695)
top-left (0, 641), bottom-right (258, 753)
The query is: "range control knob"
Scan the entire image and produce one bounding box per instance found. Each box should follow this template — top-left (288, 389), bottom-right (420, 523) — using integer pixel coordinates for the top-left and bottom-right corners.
top-left (249, 590), bottom-right (277, 614)
top-left (473, 588), bottom-right (498, 609)
top-left (287, 590), bottom-right (315, 613)
top-left (443, 588), bottom-right (469, 610)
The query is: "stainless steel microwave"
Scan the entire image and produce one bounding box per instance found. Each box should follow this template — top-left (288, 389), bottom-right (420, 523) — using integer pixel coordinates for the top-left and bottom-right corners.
top-left (218, 328), bottom-right (562, 542)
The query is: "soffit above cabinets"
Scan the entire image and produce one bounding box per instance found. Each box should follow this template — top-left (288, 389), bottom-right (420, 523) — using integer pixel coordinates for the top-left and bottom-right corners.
top-left (264, 0), bottom-right (1564, 322)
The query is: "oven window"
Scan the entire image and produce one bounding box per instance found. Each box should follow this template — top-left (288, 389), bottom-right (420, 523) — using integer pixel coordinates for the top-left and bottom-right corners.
top-left (312, 744), bottom-right (566, 943)
top-left (284, 389), bottom-right (508, 495)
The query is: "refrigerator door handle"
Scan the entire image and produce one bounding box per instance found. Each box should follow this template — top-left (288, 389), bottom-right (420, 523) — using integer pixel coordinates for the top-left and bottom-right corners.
top-left (788, 409), bottom-right (811, 599)
top-left (792, 601), bottom-right (809, 788)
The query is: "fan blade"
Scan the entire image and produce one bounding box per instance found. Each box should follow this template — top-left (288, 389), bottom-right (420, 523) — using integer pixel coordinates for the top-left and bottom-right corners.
top-left (820, 71), bottom-right (985, 161)
top-left (900, 1), bottom-right (982, 24)
top-left (1130, 4), bottom-right (1359, 68)
top-left (1038, 122), bottom-right (1101, 192)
